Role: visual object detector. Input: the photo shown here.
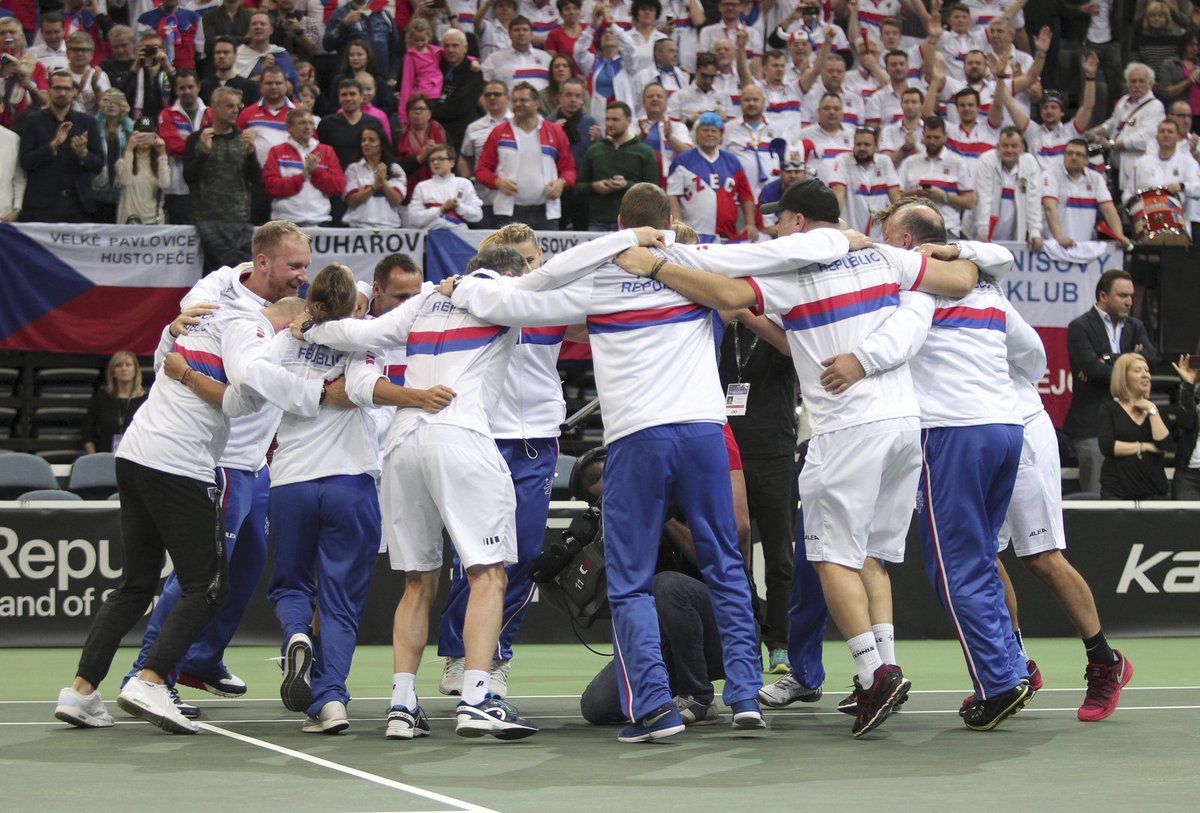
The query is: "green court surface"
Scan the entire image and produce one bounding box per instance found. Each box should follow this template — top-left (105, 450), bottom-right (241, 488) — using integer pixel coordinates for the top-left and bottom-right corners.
top-left (2, 640), bottom-right (1198, 813)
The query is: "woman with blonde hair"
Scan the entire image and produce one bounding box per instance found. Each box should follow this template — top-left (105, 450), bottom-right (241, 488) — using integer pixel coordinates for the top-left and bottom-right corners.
top-left (1097, 353), bottom-right (1174, 499)
top-left (94, 89), bottom-right (133, 223)
top-left (82, 350), bottom-right (147, 454)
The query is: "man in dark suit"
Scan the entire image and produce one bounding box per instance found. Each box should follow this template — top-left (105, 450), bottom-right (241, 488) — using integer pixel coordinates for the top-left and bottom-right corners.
top-left (19, 69), bottom-right (103, 223)
top-left (1063, 269), bottom-right (1158, 493)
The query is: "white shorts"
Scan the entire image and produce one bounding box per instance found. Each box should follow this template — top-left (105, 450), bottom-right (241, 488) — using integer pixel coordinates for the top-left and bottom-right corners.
top-left (800, 417), bottom-right (922, 568)
top-left (1000, 410), bottom-right (1066, 557)
top-left (380, 423), bottom-right (517, 572)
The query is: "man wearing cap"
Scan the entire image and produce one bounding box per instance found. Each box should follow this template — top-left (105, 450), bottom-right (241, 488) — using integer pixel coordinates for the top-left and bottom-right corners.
top-left (757, 157), bottom-right (808, 236)
top-left (611, 177), bottom-right (991, 738)
top-left (999, 52), bottom-right (1099, 173)
top-left (829, 127), bottom-right (900, 239)
top-left (667, 111), bottom-right (758, 242)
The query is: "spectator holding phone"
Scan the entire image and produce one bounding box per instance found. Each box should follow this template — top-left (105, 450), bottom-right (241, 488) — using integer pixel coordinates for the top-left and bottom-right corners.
top-left (116, 116), bottom-right (169, 223)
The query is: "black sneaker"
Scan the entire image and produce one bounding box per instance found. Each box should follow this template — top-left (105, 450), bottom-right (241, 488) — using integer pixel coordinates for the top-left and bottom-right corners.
top-left (851, 664), bottom-right (910, 738)
top-left (839, 676), bottom-right (909, 717)
top-left (962, 680), bottom-right (1031, 731)
top-left (617, 701), bottom-right (685, 743)
top-left (455, 695), bottom-right (538, 741)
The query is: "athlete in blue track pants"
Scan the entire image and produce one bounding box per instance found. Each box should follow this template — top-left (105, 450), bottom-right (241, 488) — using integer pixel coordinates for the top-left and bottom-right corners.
top-left (917, 425), bottom-right (1025, 700)
top-left (126, 466), bottom-right (268, 690)
top-left (268, 474), bottom-right (381, 721)
top-left (604, 424), bottom-right (762, 722)
top-left (438, 437), bottom-right (557, 665)
top-left (786, 515), bottom-right (829, 692)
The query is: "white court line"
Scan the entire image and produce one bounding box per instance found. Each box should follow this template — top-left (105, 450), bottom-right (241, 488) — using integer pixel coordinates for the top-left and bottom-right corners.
top-left (6, 686), bottom-right (1200, 706)
top-left (197, 722), bottom-right (501, 813)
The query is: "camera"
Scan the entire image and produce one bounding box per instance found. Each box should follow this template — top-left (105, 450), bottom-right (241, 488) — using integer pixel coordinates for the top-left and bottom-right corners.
top-left (531, 502), bottom-right (609, 627)
top-left (142, 45), bottom-right (158, 59)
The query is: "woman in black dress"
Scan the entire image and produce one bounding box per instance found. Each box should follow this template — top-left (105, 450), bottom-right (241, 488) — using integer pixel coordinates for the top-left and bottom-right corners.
top-left (1097, 353), bottom-right (1173, 499)
top-left (82, 351), bottom-right (148, 454)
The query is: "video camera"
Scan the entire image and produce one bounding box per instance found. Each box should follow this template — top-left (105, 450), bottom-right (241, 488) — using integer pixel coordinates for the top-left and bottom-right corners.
top-left (530, 501), bottom-right (609, 627)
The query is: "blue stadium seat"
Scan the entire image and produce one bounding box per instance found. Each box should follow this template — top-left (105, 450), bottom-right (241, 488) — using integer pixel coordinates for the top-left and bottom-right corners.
top-left (18, 488), bottom-right (83, 501)
top-left (68, 452), bottom-right (118, 500)
top-left (0, 452), bottom-right (59, 499)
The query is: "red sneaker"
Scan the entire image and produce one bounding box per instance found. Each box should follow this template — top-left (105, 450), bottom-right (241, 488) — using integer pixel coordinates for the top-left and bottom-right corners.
top-left (1078, 650), bottom-right (1133, 722)
top-left (1026, 659), bottom-right (1044, 692)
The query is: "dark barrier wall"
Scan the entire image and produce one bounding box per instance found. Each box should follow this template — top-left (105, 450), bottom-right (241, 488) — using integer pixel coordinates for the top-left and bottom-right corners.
top-left (1, 503), bottom-right (1196, 647)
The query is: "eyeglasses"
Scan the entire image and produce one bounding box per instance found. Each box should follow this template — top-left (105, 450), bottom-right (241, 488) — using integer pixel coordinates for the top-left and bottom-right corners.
top-left (410, 106), bottom-right (429, 112)
top-left (429, 156), bottom-right (452, 162)
top-left (483, 91), bottom-right (505, 98)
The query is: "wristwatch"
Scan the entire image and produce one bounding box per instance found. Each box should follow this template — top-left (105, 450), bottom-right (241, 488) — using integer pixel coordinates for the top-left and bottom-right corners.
top-left (299, 319), bottom-right (315, 334)
top-left (1147, 407), bottom-right (1159, 416)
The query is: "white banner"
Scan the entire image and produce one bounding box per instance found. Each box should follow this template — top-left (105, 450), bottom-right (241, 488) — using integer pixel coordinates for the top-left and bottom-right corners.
top-left (305, 228), bottom-right (426, 285)
top-left (10, 223), bottom-right (203, 286)
top-left (996, 241), bottom-right (1124, 329)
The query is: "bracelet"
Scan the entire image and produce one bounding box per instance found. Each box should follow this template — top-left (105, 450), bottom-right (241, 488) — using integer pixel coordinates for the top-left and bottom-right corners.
top-left (1136, 442), bottom-right (1143, 459)
top-left (648, 258), bottom-right (668, 281)
top-left (180, 367), bottom-right (194, 387)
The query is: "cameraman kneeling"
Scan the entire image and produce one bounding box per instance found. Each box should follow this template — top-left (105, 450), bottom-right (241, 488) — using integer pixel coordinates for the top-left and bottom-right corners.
top-left (572, 452), bottom-right (734, 727)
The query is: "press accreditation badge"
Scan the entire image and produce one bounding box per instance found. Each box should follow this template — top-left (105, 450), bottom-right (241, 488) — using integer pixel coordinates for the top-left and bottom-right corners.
top-left (726, 383), bottom-right (750, 416)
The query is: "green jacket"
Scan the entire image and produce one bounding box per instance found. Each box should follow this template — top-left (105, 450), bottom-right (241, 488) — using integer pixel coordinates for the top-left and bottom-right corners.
top-left (576, 135), bottom-right (659, 224)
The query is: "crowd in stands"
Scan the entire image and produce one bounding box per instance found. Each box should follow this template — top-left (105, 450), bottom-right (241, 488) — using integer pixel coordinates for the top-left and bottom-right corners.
top-left (2, 0), bottom-right (1200, 249)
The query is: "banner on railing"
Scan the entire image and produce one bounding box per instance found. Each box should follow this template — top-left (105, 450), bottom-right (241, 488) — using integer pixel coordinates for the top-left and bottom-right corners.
top-left (307, 228), bottom-right (425, 285)
top-left (0, 224), bottom-right (203, 356)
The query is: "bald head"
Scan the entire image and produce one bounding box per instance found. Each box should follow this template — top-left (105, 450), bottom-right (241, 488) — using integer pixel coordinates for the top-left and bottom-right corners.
top-left (881, 200), bottom-right (947, 249)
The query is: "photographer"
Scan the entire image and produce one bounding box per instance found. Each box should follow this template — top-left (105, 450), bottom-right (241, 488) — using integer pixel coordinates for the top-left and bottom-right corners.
top-left (1, 16), bottom-right (48, 128)
top-left (546, 450), bottom-right (737, 728)
top-left (1063, 270), bottom-right (1158, 494)
top-left (120, 34), bottom-right (175, 121)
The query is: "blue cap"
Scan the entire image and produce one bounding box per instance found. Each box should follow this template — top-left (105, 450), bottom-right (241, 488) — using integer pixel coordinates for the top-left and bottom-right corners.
top-left (696, 111), bottom-right (724, 129)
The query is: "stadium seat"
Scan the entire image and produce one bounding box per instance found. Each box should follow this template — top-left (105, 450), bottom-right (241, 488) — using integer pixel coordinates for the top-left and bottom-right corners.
top-left (34, 367), bottom-right (100, 398)
top-left (0, 452), bottom-right (59, 499)
top-left (0, 367), bottom-right (18, 397)
top-left (29, 405), bottom-right (87, 440)
top-left (1065, 491), bottom-right (1102, 501)
top-left (37, 449), bottom-right (84, 466)
top-left (18, 488), bottom-right (82, 501)
top-left (552, 454), bottom-right (578, 500)
top-left (68, 453), bottom-right (118, 500)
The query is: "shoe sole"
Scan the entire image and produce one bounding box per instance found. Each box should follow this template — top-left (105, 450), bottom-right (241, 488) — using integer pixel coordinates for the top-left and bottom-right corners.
top-left (732, 713), bottom-right (767, 731)
top-left (617, 722), bottom-right (685, 743)
top-left (455, 719), bottom-right (539, 740)
top-left (852, 677), bottom-right (911, 738)
top-left (281, 640), bottom-right (314, 713)
top-left (758, 687), bottom-right (822, 708)
top-left (302, 720), bottom-right (349, 735)
top-left (964, 683), bottom-right (1031, 731)
top-left (177, 673), bottom-right (247, 698)
top-left (1078, 658), bottom-right (1134, 722)
top-left (54, 706), bottom-right (114, 729)
top-left (117, 694), bottom-right (198, 734)
top-left (386, 726), bottom-right (430, 740)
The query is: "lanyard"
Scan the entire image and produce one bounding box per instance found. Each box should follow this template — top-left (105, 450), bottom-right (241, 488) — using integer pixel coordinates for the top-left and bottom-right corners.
top-left (732, 324), bottom-right (759, 383)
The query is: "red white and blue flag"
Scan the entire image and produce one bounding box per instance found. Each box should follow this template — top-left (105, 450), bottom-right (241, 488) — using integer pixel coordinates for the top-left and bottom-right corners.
top-left (0, 224), bottom-right (201, 356)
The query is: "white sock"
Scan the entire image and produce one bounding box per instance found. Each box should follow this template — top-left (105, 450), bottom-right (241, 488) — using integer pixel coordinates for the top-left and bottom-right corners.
top-left (390, 673), bottom-right (416, 710)
top-left (462, 669), bottom-right (490, 705)
top-left (872, 623), bottom-right (897, 665)
top-left (848, 631), bottom-right (883, 689)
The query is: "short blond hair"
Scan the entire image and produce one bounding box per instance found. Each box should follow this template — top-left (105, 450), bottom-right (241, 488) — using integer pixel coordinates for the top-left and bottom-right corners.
top-left (1110, 353), bottom-right (1148, 401)
top-left (252, 220), bottom-right (310, 258)
top-left (480, 222), bottom-right (537, 250)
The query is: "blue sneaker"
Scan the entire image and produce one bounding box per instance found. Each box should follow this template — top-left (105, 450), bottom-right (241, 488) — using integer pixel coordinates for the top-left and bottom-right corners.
top-left (730, 698), bottom-right (767, 730)
top-left (768, 649), bottom-right (790, 674)
top-left (617, 701), bottom-right (686, 743)
top-left (385, 704), bottom-right (431, 740)
top-left (455, 695), bottom-right (538, 740)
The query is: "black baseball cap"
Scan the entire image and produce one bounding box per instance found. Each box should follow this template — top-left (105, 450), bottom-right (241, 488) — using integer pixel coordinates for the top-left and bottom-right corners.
top-left (133, 116), bottom-right (156, 133)
top-left (760, 177), bottom-right (840, 222)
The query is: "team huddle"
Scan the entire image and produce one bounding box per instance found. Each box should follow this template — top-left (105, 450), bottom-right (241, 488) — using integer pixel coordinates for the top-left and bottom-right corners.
top-left (52, 179), bottom-right (1132, 745)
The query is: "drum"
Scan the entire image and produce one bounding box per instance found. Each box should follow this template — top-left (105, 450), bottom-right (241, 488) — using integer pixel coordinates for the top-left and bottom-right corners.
top-left (1125, 187), bottom-right (1190, 246)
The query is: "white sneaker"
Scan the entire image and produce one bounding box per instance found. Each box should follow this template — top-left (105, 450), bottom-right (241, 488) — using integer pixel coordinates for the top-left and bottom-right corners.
top-left (438, 656), bottom-right (465, 696)
top-left (281, 632), bottom-right (314, 712)
top-left (55, 687), bottom-right (115, 728)
top-left (117, 679), bottom-right (199, 734)
top-left (489, 658), bottom-right (512, 699)
top-left (302, 700), bottom-right (349, 734)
